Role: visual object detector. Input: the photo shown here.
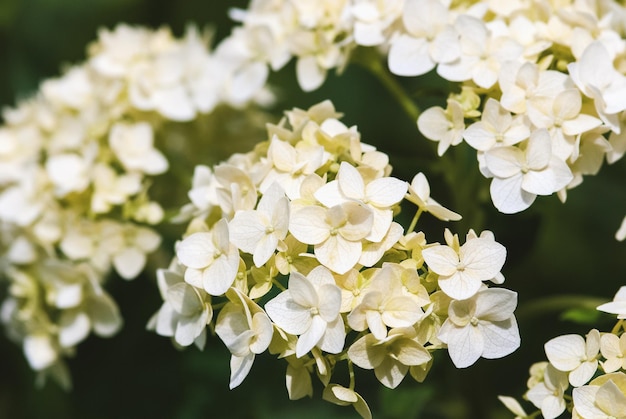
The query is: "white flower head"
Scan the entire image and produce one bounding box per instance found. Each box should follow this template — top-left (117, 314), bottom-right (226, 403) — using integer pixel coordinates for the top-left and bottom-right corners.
top-left (438, 287), bottom-right (520, 368)
top-left (176, 218), bottom-right (240, 295)
top-left (406, 172), bottom-right (461, 221)
top-left (544, 329), bottom-right (600, 387)
top-left (597, 286), bottom-right (626, 319)
top-left (422, 236), bottom-right (506, 300)
top-left (485, 129), bottom-right (574, 214)
top-left (265, 266), bottom-right (345, 358)
top-left (289, 201), bottom-right (373, 275)
top-left (109, 121), bottom-right (168, 175)
top-left (229, 182), bottom-right (290, 267)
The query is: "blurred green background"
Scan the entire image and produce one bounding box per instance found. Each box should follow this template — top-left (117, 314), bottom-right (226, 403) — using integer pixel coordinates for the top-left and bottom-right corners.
top-left (1, 1), bottom-right (625, 418)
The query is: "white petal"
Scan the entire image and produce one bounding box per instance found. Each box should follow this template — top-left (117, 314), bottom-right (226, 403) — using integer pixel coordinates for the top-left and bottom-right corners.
top-left (113, 247), bottom-right (147, 280)
top-left (296, 55), bottom-right (326, 92)
top-left (177, 232), bottom-right (215, 269)
top-left (315, 235), bottom-right (362, 274)
top-left (545, 334), bottom-right (586, 371)
top-left (388, 35), bottom-right (435, 77)
top-left (422, 245), bottom-right (458, 276)
top-left (440, 323), bottom-right (484, 368)
top-left (229, 353), bottom-right (255, 389)
top-left (265, 291), bottom-right (311, 335)
top-left (490, 175), bottom-right (536, 214)
top-left (296, 315), bottom-right (326, 357)
top-left (58, 311), bottom-right (91, 348)
top-left (479, 317), bottom-right (520, 359)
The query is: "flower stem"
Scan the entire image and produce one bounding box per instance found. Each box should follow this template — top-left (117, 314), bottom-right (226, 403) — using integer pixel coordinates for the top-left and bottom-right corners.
top-left (348, 360), bottom-right (356, 390)
top-left (407, 207), bottom-right (424, 235)
top-left (351, 47), bottom-right (421, 122)
top-left (612, 319), bottom-right (624, 334)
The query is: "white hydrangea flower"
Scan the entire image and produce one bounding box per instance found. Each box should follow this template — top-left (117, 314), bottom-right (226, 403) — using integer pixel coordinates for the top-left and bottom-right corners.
top-left (229, 182), bottom-right (290, 267)
top-left (463, 98), bottom-right (530, 152)
top-left (265, 266), bottom-right (345, 358)
top-left (484, 129), bottom-right (574, 214)
top-left (417, 99), bottom-right (465, 156)
top-left (289, 201), bottom-right (373, 274)
top-left (544, 329), bottom-right (600, 387)
top-left (572, 373), bottom-right (626, 419)
top-left (568, 41), bottom-right (626, 132)
top-left (422, 235), bottom-right (506, 300)
top-left (176, 218), bottom-right (240, 295)
top-left (438, 288), bottom-right (520, 368)
top-left (388, 0), bottom-right (459, 77)
top-left (314, 161), bottom-right (408, 243)
top-left (596, 286), bottom-right (626, 318)
top-left (347, 265), bottom-right (425, 340)
top-left (108, 121), bottom-right (168, 175)
top-left (437, 15), bottom-right (523, 89)
top-left (151, 267), bottom-right (211, 349)
top-left (600, 333), bottom-right (626, 373)
top-left (215, 288), bottom-right (273, 389)
top-left (526, 363), bottom-right (569, 419)
top-left (348, 327), bottom-right (432, 389)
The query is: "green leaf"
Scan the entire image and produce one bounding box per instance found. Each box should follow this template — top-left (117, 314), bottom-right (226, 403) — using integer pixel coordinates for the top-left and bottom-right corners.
top-left (560, 307), bottom-right (602, 325)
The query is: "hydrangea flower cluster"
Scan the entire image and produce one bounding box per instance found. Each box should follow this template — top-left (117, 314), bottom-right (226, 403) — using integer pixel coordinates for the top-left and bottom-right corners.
top-left (0, 24), bottom-right (268, 387)
top-left (149, 101), bottom-right (521, 417)
top-left (219, 0), bottom-right (626, 235)
top-left (500, 286), bottom-right (626, 419)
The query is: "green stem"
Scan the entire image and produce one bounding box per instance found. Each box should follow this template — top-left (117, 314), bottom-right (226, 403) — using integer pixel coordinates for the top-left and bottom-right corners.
top-left (351, 47), bottom-right (421, 122)
top-left (407, 207), bottom-right (424, 234)
top-left (348, 360), bottom-right (356, 390)
top-left (515, 295), bottom-right (607, 320)
top-left (612, 319), bottom-right (624, 334)
top-left (272, 278), bottom-right (287, 292)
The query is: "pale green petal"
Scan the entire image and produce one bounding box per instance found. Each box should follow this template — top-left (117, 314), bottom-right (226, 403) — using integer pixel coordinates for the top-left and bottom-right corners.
top-left (569, 360), bottom-right (598, 387)
top-left (388, 34), bottom-right (434, 76)
top-left (381, 296), bottom-right (422, 328)
top-left (572, 385), bottom-right (603, 419)
top-left (286, 363), bottom-right (313, 400)
top-left (375, 357), bottom-right (408, 389)
top-left (296, 55), bottom-right (325, 92)
top-left (395, 339), bottom-right (432, 366)
top-left (596, 379), bottom-right (626, 416)
top-left (317, 284), bottom-right (341, 322)
top-left (366, 310), bottom-right (387, 340)
top-left (315, 235), bottom-right (362, 275)
top-left (348, 334), bottom-right (385, 369)
top-left (461, 238), bottom-right (507, 281)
